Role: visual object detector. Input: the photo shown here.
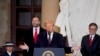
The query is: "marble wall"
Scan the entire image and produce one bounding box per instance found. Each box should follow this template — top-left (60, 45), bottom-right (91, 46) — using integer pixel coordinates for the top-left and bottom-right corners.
top-left (0, 0), bottom-right (11, 47)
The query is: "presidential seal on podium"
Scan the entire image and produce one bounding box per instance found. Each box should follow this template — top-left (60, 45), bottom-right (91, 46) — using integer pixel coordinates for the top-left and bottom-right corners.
top-left (42, 50), bottom-right (55, 56)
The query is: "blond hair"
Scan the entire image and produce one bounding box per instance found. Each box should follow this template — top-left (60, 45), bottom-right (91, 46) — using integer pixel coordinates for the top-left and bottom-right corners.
top-left (44, 19), bottom-right (54, 26)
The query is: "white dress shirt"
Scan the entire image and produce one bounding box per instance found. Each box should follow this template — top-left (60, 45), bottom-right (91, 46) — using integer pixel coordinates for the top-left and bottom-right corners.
top-left (33, 27), bottom-right (40, 36)
top-left (90, 34), bottom-right (95, 40)
top-left (47, 32), bottom-right (54, 41)
top-left (7, 51), bottom-right (12, 56)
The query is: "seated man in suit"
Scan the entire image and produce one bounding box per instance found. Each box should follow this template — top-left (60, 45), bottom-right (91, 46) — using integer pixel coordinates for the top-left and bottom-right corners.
top-left (81, 23), bottom-right (100, 56)
top-left (2, 42), bottom-right (18, 56)
top-left (36, 20), bottom-right (65, 48)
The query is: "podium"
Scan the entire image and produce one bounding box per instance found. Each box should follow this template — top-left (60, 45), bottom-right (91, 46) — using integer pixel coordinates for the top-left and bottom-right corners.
top-left (34, 48), bottom-right (65, 56)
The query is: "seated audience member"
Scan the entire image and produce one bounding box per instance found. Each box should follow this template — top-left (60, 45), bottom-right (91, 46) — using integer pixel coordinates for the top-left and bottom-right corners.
top-left (2, 42), bottom-right (18, 56)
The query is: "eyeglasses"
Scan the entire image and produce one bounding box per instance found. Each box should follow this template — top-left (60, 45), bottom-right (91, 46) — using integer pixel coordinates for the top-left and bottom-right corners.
top-left (89, 28), bottom-right (97, 30)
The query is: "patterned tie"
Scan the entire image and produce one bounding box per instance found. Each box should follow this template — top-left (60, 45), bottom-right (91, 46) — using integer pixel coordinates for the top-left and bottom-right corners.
top-left (34, 28), bottom-right (38, 44)
top-left (89, 35), bottom-right (93, 46)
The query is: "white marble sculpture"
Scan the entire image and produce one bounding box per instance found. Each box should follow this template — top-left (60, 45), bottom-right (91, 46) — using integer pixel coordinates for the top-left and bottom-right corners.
top-left (55, 0), bottom-right (72, 47)
top-left (55, 0), bottom-right (100, 56)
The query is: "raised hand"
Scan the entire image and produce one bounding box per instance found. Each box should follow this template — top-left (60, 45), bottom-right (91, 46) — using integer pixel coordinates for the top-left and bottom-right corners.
top-left (19, 43), bottom-right (29, 50)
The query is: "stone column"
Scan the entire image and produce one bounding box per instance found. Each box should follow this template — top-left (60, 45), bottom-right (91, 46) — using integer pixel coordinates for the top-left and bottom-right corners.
top-left (0, 0), bottom-right (11, 47)
top-left (41, 0), bottom-right (60, 32)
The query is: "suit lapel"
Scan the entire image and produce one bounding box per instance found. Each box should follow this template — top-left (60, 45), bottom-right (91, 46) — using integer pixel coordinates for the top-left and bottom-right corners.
top-left (91, 34), bottom-right (98, 47)
top-left (85, 35), bottom-right (90, 49)
top-left (40, 27), bottom-right (42, 33)
top-left (31, 28), bottom-right (34, 42)
top-left (11, 52), bottom-right (16, 56)
top-left (44, 32), bottom-right (49, 45)
top-left (5, 52), bottom-right (9, 56)
top-left (50, 32), bottom-right (56, 45)
top-left (11, 53), bottom-right (14, 56)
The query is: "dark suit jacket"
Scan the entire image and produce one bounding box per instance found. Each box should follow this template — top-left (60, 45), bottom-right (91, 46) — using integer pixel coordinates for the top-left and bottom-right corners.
top-left (36, 32), bottom-right (65, 48)
top-left (2, 52), bottom-right (17, 56)
top-left (81, 34), bottom-right (100, 56)
top-left (23, 27), bottom-right (45, 56)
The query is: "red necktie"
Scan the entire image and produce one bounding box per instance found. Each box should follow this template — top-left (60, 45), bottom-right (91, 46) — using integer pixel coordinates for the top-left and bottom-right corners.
top-left (34, 28), bottom-right (38, 44)
top-left (89, 35), bottom-right (93, 46)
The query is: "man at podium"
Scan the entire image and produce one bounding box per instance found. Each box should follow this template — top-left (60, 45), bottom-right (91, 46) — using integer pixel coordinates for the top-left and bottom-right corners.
top-left (35, 20), bottom-right (80, 56)
top-left (36, 20), bottom-right (65, 48)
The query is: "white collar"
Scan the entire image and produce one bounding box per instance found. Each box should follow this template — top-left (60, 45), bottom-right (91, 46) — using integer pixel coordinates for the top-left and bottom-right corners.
top-left (47, 32), bottom-right (54, 41)
top-left (90, 34), bottom-right (95, 40)
top-left (32, 26), bottom-right (40, 35)
top-left (7, 51), bottom-right (12, 56)
top-left (33, 26), bottom-right (40, 29)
